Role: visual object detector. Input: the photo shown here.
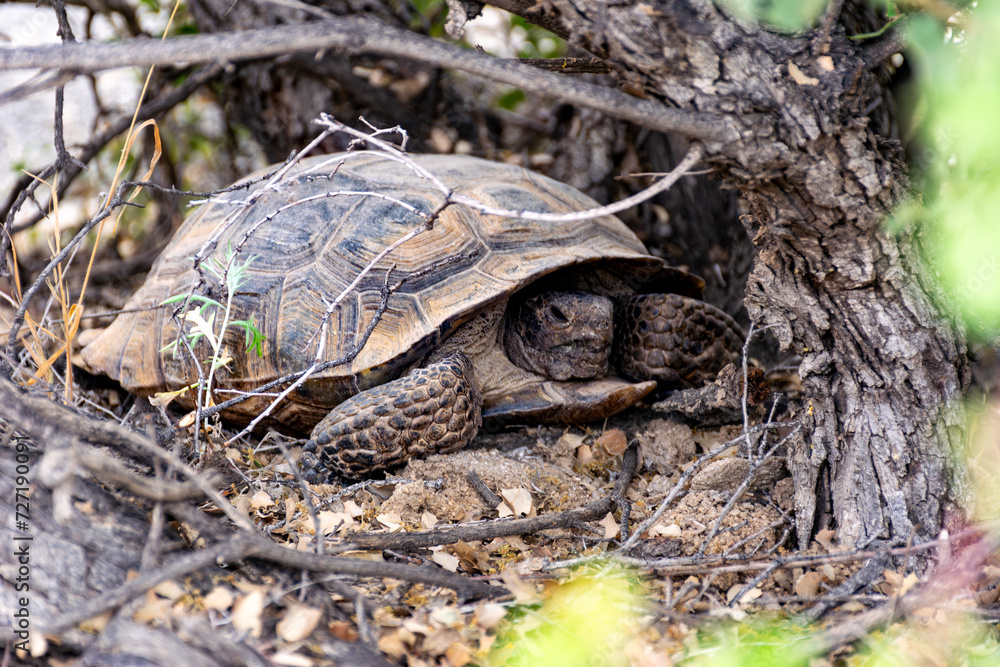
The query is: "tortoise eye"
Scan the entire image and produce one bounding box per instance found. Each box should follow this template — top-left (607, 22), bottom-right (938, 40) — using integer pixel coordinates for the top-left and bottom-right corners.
top-left (548, 305), bottom-right (569, 324)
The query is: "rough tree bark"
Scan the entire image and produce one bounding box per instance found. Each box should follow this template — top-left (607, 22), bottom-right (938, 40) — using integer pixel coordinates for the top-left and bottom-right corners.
top-left (480, 0), bottom-right (969, 547)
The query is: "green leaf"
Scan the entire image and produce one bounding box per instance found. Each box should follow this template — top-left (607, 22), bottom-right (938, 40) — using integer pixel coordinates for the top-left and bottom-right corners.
top-left (497, 88), bottom-right (526, 110)
top-left (231, 316), bottom-right (267, 357)
top-left (716, 0), bottom-right (829, 33)
top-left (161, 293), bottom-right (223, 308)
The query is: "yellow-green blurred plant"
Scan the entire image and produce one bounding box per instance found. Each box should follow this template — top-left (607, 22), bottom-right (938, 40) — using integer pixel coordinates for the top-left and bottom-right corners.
top-left (716, 0), bottom-right (829, 33)
top-left (679, 617), bottom-right (820, 667)
top-left (895, 3), bottom-right (1000, 337)
top-left (487, 565), bottom-right (647, 667)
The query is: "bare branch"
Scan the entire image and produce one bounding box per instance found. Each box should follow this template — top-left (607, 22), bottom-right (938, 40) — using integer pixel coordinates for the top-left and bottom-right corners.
top-left (0, 18), bottom-right (737, 143)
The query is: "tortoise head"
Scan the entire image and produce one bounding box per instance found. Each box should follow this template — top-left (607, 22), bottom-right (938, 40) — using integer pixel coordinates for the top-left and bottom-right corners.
top-left (503, 291), bottom-right (614, 381)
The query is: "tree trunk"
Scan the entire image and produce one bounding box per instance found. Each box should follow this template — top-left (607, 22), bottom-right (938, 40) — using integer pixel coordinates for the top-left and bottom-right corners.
top-left (487, 0), bottom-right (969, 546)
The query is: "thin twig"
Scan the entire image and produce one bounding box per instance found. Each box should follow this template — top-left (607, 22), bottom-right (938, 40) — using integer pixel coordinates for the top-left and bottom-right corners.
top-left (811, 0), bottom-right (845, 56)
top-left (616, 426), bottom-right (779, 554)
top-left (466, 470), bottom-right (502, 507)
top-left (696, 425), bottom-right (800, 556)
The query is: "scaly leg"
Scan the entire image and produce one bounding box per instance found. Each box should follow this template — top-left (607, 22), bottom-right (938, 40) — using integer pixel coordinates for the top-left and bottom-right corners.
top-left (305, 353), bottom-right (482, 479)
top-left (615, 294), bottom-right (745, 387)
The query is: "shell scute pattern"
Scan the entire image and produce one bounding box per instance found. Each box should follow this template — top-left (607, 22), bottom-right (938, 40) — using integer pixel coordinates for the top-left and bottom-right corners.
top-left (81, 153), bottom-right (659, 431)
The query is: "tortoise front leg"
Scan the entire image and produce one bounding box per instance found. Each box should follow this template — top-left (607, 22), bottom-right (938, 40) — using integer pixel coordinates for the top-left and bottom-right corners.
top-left (305, 353), bottom-right (482, 479)
top-left (615, 294), bottom-right (745, 388)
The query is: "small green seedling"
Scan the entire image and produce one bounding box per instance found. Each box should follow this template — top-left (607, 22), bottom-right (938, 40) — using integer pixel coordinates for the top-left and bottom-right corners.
top-left (161, 242), bottom-right (266, 413)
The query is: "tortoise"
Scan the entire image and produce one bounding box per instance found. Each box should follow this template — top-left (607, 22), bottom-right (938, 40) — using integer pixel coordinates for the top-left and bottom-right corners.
top-left (82, 152), bottom-right (744, 479)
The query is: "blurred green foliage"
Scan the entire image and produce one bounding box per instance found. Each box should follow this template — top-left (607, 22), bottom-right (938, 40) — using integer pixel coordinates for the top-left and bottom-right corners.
top-left (895, 3), bottom-right (1000, 337)
top-left (679, 618), bottom-right (819, 666)
top-left (716, 0), bottom-right (829, 33)
top-left (488, 566), bottom-right (645, 666)
top-left (496, 88), bottom-right (526, 111)
top-left (509, 15), bottom-right (565, 59)
top-left (407, 0), bottom-right (448, 36)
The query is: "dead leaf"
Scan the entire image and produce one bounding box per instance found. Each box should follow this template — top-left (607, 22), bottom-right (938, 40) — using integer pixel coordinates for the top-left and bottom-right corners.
top-left (149, 385), bottom-right (193, 408)
top-left (80, 610), bottom-right (113, 633)
top-left (270, 651), bottom-right (315, 666)
top-left (231, 590), bottom-right (266, 638)
top-left (977, 586), bottom-right (1000, 606)
top-left (576, 444), bottom-right (594, 466)
top-left (423, 628), bottom-right (463, 657)
top-left (318, 510), bottom-right (355, 535)
top-left (276, 604), bottom-right (323, 642)
top-left (500, 568), bottom-right (538, 604)
top-left (343, 500), bottom-right (364, 517)
top-left (402, 618), bottom-right (432, 636)
top-left (421, 511), bottom-right (439, 529)
top-left (153, 580), bottom-right (184, 601)
top-left (202, 586), bottom-right (234, 612)
top-left (599, 512), bottom-right (621, 539)
top-left (133, 589), bottom-right (172, 624)
top-left (284, 496), bottom-right (298, 521)
top-left (377, 630), bottom-right (411, 659)
top-left (388, 70), bottom-right (431, 103)
top-left (773, 569), bottom-right (793, 592)
top-left (376, 512), bottom-right (403, 531)
top-left (595, 429), bottom-right (628, 459)
top-left (899, 572), bottom-right (920, 596)
top-left (477, 630), bottom-right (497, 656)
top-left (431, 548), bottom-right (461, 572)
top-left (649, 522), bottom-right (682, 538)
top-left (726, 584), bottom-right (762, 605)
top-left (224, 448), bottom-right (244, 464)
top-left (430, 606), bottom-right (461, 629)
top-left (474, 603), bottom-right (507, 629)
top-left (498, 488), bottom-right (533, 517)
top-left (883, 568), bottom-right (903, 589)
top-left (794, 571), bottom-right (822, 598)
top-left (502, 535), bottom-right (531, 552)
top-left (329, 620), bottom-right (359, 641)
top-left (626, 640), bottom-right (672, 667)
top-left (788, 62), bottom-right (819, 85)
top-left (554, 430), bottom-right (587, 456)
top-left (250, 490), bottom-right (274, 511)
top-left (452, 541), bottom-right (489, 573)
top-left (817, 55), bottom-right (834, 71)
top-left (445, 643), bottom-right (473, 667)
top-left (815, 529), bottom-right (838, 552)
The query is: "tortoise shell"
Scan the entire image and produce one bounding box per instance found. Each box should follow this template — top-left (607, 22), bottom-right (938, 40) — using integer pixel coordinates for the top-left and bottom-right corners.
top-left (82, 152), bottom-right (690, 432)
